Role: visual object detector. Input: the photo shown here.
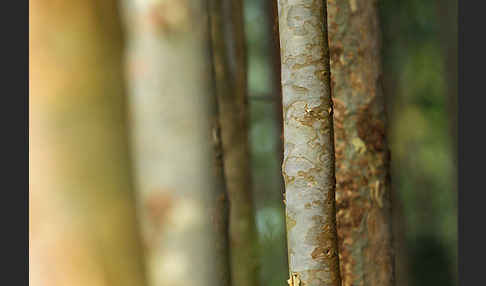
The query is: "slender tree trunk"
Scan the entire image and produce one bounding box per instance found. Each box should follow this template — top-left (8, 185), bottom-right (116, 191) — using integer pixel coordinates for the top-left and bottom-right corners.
top-left (123, 1), bottom-right (231, 286)
top-left (327, 1), bottom-right (395, 286)
top-left (208, 1), bottom-right (260, 286)
top-left (277, 1), bottom-right (342, 285)
top-left (29, 1), bottom-right (147, 286)
top-left (267, 0), bottom-right (288, 210)
top-left (267, 0), bottom-right (284, 166)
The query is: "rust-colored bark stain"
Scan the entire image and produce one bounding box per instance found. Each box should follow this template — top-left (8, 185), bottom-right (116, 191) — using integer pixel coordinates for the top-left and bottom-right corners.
top-left (357, 97), bottom-right (387, 153)
top-left (327, 0), bottom-right (395, 286)
top-left (144, 0), bottom-right (191, 34)
top-left (142, 192), bottom-right (175, 253)
top-left (145, 192), bottom-right (174, 226)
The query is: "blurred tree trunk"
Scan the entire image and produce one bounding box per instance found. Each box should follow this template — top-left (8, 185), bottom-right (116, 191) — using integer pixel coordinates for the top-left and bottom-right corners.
top-left (267, 0), bottom-right (287, 210)
top-left (327, 1), bottom-right (395, 286)
top-left (29, 1), bottom-right (148, 286)
top-left (391, 190), bottom-right (410, 286)
top-left (208, 1), bottom-right (259, 286)
top-left (436, 1), bottom-right (458, 283)
top-left (277, 1), bottom-right (342, 285)
top-left (436, 0), bottom-right (458, 168)
top-left (266, 0), bottom-right (284, 166)
top-left (122, 1), bottom-right (231, 286)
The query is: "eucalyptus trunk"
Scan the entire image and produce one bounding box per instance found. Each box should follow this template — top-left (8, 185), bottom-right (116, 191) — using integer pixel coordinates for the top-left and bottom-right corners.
top-left (123, 1), bottom-right (231, 286)
top-left (327, 1), bottom-right (395, 286)
top-left (277, 1), bottom-right (342, 285)
top-left (29, 1), bottom-right (147, 285)
top-left (208, 1), bottom-right (259, 286)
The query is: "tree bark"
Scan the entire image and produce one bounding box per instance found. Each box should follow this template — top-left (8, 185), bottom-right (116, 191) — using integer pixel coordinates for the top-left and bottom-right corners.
top-left (277, 1), bottom-right (342, 285)
top-left (123, 1), bottom-right (231, 285)
top-left (208, 1), bottom-right (260, 286)
top-left (29, 1), bottom-right (148, 285)
top-left (327, 1), bottom-right (395, 286)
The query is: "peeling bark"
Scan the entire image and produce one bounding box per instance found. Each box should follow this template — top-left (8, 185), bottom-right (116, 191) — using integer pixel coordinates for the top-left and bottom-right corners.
top-left (327, 1), bottom-right (395, 286)
top-left (29, 1), bottom-right (147, 285)
top-left (277, 1), bottom-right (342, 285)
top-left (124, 0), bottom-right (231, 285)
top-left (208, 1), bottom-right (260, 286)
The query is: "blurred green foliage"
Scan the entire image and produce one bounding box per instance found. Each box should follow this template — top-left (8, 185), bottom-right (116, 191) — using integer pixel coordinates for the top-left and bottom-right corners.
top-left (244, 1), bottom-right (288, 285)
top-left (380, 0), bottom-right (457, 285)
top-left (244, 0), bottom-right (457, 286)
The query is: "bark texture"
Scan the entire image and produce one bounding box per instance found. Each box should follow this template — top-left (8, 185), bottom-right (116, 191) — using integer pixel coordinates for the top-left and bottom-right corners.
top-left (277, 1), bottom-right (342, 285)
top-left (208, 1), bottom-right (260, 286)
top-left (327, 1), bottom-right (395, 286)
top-left (123, 0), bottom-right (231, 285)
top-left (29, 1), bottom-right (147, 285)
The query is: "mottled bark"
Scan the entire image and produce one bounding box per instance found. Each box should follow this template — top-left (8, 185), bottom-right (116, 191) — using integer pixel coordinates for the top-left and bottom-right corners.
top-left (327, 1), bottom-right (395, 286)
top-left (277, 1), bottom-right (342, 285)
top-left (29, 1), bottom-right (147, 286)
top-left (123, 0), bottom-right (231, 285)
top-left (208, 1), bottom-right (260, 286)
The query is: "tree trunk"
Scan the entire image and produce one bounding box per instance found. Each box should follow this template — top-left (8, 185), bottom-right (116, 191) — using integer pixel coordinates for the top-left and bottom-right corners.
top-left (327, 1), bottom-right (395, 286)
top-left (208, 1), bottom-right (260, 286)
top-left (122, 1), bottom-right (231, 286)
top-left (266, 0), bottom-right (284, 166)
top-left (277, 1), bottom-right (342, 285)
top-left (29, 1), bottom-right (148, 286)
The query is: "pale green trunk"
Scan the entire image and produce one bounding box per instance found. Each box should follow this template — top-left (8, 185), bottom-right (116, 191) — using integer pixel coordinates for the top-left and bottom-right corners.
top-left (123, 0), bottom-right (231, 285)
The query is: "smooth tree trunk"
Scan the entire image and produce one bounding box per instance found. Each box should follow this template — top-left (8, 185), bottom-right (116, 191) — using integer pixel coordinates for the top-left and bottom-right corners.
top-left (327, 1), bottom-right (395, 286)
top-left (277, 1), bottom-right (342, 285)
top-left (208, 1), bottom-right (260, 286)
top-left (266, 0), bottom-right (284, 165)
top-left (29, 1), bottom-right (148, 286)
top-left (123, 0), bottom-right (231, 285)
